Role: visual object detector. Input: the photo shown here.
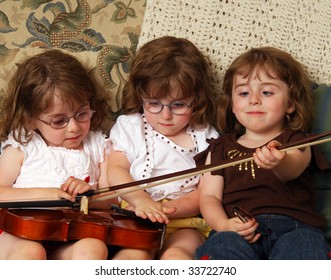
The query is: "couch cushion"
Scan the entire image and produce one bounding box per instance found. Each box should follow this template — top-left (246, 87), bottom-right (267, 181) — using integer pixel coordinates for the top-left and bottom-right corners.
top-left (311, 84), bottom-right (331, 242)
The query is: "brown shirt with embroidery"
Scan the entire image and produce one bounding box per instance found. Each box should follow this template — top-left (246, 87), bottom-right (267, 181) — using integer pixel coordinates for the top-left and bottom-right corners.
top-left (195, 130), bottom-right (326, 229)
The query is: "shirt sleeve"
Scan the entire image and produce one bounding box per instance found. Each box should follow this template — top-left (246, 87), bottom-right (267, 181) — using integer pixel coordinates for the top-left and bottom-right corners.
top-left (109, 114), bottom-right (144, 163)
top-left (86, 130), bottom-right (108, 164)
top-left (1, 131), bottom-right (27, 157)
top-left (194, 125), bottom-right (219, 152)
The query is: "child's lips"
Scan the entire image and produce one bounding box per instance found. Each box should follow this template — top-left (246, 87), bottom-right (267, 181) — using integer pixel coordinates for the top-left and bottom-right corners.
top-left (159, 122), bottom-right (174, 127)
top-left (161, 123), bottom-right (173, 126)
top-left (66, 135), bottom-right (81, 141)
top-left (247, 111), bottom-right (265, 115)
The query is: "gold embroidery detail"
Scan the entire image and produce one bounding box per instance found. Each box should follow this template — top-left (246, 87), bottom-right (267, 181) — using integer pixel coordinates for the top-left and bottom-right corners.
top-left (227, 149), bottom-right (258, 179)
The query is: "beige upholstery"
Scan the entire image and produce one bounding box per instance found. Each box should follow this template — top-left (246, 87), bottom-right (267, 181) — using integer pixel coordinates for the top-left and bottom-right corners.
top-left (139, 0), bottom-right (331, 91)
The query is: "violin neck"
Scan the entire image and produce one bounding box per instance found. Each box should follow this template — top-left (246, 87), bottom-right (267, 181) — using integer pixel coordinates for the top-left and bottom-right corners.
top-left (0, 199), bottom-right (78, 209)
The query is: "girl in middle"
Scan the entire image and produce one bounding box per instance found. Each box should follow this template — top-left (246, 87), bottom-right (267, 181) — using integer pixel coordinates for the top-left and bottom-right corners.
top-left (108, 36), bottom-right (219, 259)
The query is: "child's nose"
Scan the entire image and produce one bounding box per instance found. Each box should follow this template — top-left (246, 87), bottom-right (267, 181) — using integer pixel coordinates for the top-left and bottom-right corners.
top-left (160, 105), bottom-right (173, 119)
top-left (66, 117), bottom-right (80, 130)
top-left (249, 92), bottom-right (261, 105)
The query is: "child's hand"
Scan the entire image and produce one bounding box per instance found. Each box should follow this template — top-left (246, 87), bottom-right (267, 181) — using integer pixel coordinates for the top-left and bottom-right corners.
top-left (228, 217), bottom-right (261, 243)
top-left (61, 176), bottom-right (92, 197)
top-left (253, 140), bottom-right (285, 169)
top-left (133, 200), bottom-right (176, 224)
top-left (47, 187), bottom-right (76, 202)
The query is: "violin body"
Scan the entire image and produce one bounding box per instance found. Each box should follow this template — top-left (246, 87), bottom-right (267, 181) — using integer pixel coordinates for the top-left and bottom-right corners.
top-left (0, 208), bottom-right (165, 250)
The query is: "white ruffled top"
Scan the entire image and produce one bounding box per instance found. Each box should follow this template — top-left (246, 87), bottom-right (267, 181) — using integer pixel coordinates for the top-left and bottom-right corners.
top-left (1, 130), bottom-right (108, 189)
top-left (109, 113), bottom-right (219, 201)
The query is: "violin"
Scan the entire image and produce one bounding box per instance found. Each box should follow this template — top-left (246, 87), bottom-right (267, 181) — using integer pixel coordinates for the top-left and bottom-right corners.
top-left (0, 206), bottom-right (165, 250)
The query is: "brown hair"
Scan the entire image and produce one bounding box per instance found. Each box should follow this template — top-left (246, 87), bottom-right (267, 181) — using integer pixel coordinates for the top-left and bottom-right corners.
top-left (122, 36), bottom-right (217, 129)
top-left (0, 49), bottom-right (111, 143)
top-left (218, 46), bottom-right (313, 133)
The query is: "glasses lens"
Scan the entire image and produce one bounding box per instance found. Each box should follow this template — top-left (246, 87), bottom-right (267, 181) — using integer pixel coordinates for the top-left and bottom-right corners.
top-left (76, 109), bottom-right (93, 122)
top-left (143, 100), bottom-right (192, 115)
top-left (170, 102), bottom-right (189, 115)
top-left (50, 116), bottom-right (69, 129)
top-left (143, 101), bottom-right (163, 113)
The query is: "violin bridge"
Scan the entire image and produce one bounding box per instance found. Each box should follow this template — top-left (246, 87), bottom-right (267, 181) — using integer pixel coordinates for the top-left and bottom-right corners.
top-left (80, 196), bottom-right (89, 214)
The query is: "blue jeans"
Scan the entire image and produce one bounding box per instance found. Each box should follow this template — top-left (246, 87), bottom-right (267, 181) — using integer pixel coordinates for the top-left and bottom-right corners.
top-left (195, 215), bottom-right (329, 260)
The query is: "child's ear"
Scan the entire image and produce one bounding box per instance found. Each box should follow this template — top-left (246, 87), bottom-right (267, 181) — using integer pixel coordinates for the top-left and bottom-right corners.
top-left (28, 118), bottom-right (37, 130)
top-left (286, 103), bottom-right (295, 114)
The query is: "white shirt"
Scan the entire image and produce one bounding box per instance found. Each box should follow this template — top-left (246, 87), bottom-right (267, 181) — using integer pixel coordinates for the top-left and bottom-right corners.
top-left (109, 113), bottom-right (219, 201)
top-left (1, 130), bottom-right (108, 189)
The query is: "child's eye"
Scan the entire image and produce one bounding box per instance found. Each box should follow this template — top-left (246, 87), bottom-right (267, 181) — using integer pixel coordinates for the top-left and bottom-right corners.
top-left (239, 92), bottom-right (249, 96)
top-left (51, 117), bottom-right (69, 126)
top-left (76, 110), bottom-right (89, 120)
top-left (262, 91), bottom-right (273, 96)
top-left (170, 102), bottom-right (186, 109)
top-left (147, 100), bottom-right (162, 107)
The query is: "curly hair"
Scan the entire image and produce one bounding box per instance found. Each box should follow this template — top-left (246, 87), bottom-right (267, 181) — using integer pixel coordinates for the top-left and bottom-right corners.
top-left (218, 46), bottom-right (313, 133)
top-left (121, 36), bottom-right (217, 129)
top-left (0, 49), bottom-right (111, 143)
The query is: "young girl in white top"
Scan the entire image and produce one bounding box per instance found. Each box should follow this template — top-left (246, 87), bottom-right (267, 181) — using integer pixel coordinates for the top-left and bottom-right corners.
top-left (108, 36), bottom-right (219, 259)
top-left (0, 50), bottom-right (111, 259)
top-left (0, 50), bottom-right (168, 260)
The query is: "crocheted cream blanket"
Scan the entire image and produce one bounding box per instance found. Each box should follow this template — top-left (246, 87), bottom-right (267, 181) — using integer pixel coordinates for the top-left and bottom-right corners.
top-left (138, 0), bottom-right (331, 90)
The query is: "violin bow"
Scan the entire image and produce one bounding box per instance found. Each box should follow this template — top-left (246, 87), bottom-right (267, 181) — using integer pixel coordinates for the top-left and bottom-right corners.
top-left (1, 131), bottom-right (331, 208)
top-left (91, 130), bottom-right (331, 202)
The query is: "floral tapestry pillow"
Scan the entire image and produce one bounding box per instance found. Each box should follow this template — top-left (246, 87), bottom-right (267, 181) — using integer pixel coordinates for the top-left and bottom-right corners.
top-left (0, 0), bottom-right (146, 131)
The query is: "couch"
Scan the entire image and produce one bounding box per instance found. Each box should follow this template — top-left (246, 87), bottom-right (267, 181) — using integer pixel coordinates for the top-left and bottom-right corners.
top-left (1, 0), bottom-right (331, 248)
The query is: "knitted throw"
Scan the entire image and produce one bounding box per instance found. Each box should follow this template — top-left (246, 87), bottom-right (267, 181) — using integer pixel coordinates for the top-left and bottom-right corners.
top-left (138, 0), bottom-right (331, 90)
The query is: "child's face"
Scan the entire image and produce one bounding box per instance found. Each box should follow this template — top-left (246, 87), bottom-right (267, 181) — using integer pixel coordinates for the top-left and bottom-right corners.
top-left (142, 91), bottom-right (194, 137)
top-left (34, 91), bottom-right (91, 150)
top-left (231, 68), bottom-right (295, 135)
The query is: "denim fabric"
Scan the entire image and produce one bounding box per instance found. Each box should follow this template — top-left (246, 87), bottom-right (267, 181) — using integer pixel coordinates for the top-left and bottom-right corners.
top-left (195, 214), bottom-right (329, 260)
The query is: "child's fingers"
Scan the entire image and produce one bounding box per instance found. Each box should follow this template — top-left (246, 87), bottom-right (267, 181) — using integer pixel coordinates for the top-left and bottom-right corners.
top-left (62, 178), bottom-right (91, 197)
top-left (162, 206), bottom-right (176, 215)
top-left (135, 208), bottom-right (169, 224)
top-left (61, 176), bottom-right (75, 191)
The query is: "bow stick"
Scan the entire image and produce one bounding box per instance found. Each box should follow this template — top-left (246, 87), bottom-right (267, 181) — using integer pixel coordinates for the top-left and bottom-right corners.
top-left (92, 130), bottom-right (331, 202)
top-left (1, 131), bottom-right (331, 208)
